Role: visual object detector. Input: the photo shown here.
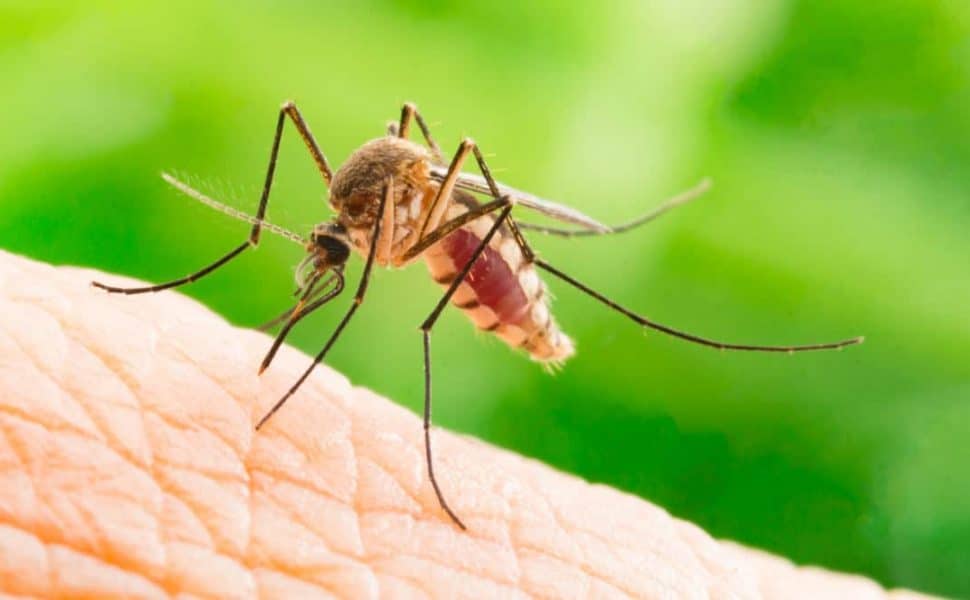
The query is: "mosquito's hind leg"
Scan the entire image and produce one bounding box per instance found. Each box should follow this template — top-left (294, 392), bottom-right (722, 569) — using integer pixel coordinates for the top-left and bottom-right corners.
top-left (418, 204), bottom-right (515, 530)
top-left (397, 102), bottom-right (444, 163)
top-left (413, 138), bottom-right (475, 245)
top-left (463, 142), bottom-right (536, 263)
top-left (93, 101), bottom-right (333, 295)
top-left (534, 259), bottom-right (863, 351)
top-left (500, 215), bottom-right (865, 352)
top-left (460, 145), bottom-right (862, 351)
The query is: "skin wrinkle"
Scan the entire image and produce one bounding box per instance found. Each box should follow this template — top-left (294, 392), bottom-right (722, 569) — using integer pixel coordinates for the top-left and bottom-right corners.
top-left (51, 329), bottom-right (153, 471)
top-left (46, 543), bottom-right (168, 600)
top-left (344, 377), bottom-right (368, 576)
top-left (0, 523), bottom-right (51, 597)
top-left (0, 322), bottom-right (103, 446)
top-left (368, 555), bottom-right (527, 600)
top-left (0, 520), bottom-right (164, 598)
top-left (150, 458), bottom-right (246, 559)
top-left (247, 497), bottom-right (375, 597)
top-left (143, 346), bottom-right (251, 569)
top-left (250, 433), bottom-right (328, 500)
top-left (356, 509), bottom-right (523, 586)
top-left (0, 428), bottom-right (48, 598)
top-left (4, 415), bottom-right (172, 594)
top-left (508, 469), bottom-right (655, 597)
top-left (0, 345), bottom-right (163, 560)
top-left (385, 527), bottom-right (517, 585)
top-left (141, 352), bottom-right (247, 468)
top-left (355, 457), bottom-right (424, 514)
top-left (4, 272), bottom-right (231, 596)
top-left (254, 418), bottom-right (355, 505)
top-left (254, 475), bottom-right (365, 562)
top-left (158, 343), bottom-right (251, 459)
top-left (0, 250), bottom-right (942, 600)
top-left (20, 282), bottom-right (178, 592)
top-left (2, 410), bottom-right (159, 583)
top-left (482, 470), bottom-right (598, 594)
top-left (254, 568), bottom-right (343, 600)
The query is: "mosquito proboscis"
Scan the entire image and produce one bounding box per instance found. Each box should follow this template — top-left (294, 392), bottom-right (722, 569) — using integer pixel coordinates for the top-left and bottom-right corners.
top-left (93, 101), bottom-right (864, 530)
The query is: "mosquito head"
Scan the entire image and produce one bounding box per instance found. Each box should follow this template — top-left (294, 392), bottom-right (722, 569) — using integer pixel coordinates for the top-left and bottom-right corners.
top-left (309, 222), bottom-right (351, 269)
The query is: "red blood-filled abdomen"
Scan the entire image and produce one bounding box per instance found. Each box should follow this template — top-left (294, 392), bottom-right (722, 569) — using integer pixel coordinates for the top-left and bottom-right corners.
top-left (440, 228), bottom-right (530, 325)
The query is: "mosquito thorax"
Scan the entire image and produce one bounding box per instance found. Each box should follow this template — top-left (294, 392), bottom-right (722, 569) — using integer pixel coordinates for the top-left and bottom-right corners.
top-left (328, 135), bottom-right (432, 230)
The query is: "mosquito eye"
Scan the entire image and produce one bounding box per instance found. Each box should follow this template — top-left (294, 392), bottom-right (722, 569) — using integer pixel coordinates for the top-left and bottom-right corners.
top-left (316, 235), bottom-right (350, 265)
top-left (346, 194), bottom-right (367, 217)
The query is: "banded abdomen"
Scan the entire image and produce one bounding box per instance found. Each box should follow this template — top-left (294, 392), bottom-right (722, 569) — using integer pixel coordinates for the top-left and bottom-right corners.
top-left (423, 192), bottom-right (575, 364)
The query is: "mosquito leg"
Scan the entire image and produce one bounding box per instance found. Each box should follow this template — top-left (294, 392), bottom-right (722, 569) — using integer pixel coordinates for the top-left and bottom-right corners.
top-left (91, 242), bottom-right (252, 294)
top-left (278, 101), bottom-right (334, 189)
top-left (415, 139), bottom-right (474, 243)
top-left (398, 102), bottom-right (444, 163)
top-left (419, 204), bottom-right (515, 530)
top-left (406, 139), bottom-right (534, 266)
top-left (93, 101), bottom-right (332, 294)
top-left (517, 178), bottom-right (711, 238)
top-left (460, 153), bottom-right (861, 352)
top-left (258, 271), bottom-right (346, 374)
top-left (537, 259), bottom-right (863, 352)
top-left (462, 174), bottom-right (862, 352)
top-left (255, 177), bottom-right (392, 431)
top-left (467, 145), bottom-right (535, 263)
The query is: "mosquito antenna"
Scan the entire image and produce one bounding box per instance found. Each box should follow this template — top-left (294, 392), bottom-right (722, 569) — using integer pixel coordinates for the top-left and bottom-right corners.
top-left (535, 259), bottom-right (864, 353)
top-left (518, 178), bottom-right (712, 237)
top-left (161, 172), bottom-right (308, 246)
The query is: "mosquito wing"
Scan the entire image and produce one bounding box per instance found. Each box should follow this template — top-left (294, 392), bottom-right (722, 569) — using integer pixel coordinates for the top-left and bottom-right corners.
top-left (429, 167), bottom-right (611, 233)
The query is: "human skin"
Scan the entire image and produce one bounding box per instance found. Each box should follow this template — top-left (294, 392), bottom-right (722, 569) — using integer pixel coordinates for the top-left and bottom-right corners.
top-left (0, 250), bottom-right (937, 599)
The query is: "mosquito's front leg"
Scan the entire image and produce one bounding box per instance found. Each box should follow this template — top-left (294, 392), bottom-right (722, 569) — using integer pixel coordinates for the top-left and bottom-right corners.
top-left (92, 100), bottom-right (333, 294)
top-left (415, 138), bottom-right (475, 242)
top-left (255, 177), bottom-right (393, 431)
top-left (419, 204), bottom-right (515, 530)
top-left (461, 144), bottom-right (863, 353)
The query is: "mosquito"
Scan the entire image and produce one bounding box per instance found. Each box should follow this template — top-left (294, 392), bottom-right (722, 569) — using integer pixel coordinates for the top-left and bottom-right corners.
top-left (93, 101), bottom-right (864, 529)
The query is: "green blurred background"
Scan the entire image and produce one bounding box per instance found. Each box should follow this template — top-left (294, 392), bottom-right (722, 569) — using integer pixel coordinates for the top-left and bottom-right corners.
top-left (2, 1), bottom-right (968, 596)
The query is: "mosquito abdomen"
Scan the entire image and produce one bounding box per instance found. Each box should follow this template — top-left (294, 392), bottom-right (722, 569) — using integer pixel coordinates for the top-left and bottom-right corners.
top-left (424, 201), bottom-right (575, 365)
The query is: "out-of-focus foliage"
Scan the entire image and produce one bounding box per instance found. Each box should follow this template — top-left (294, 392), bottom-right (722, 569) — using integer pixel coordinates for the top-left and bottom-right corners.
top-left (2, 1), bottom-right (967, 596)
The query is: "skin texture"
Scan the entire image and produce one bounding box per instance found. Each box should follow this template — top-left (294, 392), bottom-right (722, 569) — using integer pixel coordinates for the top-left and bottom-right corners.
top-left (0, 250), bottom-right (937, 599)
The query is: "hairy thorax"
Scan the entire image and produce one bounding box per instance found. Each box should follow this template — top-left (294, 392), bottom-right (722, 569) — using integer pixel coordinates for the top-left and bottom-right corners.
top-left (329, 136), bottom-right (437, 266)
